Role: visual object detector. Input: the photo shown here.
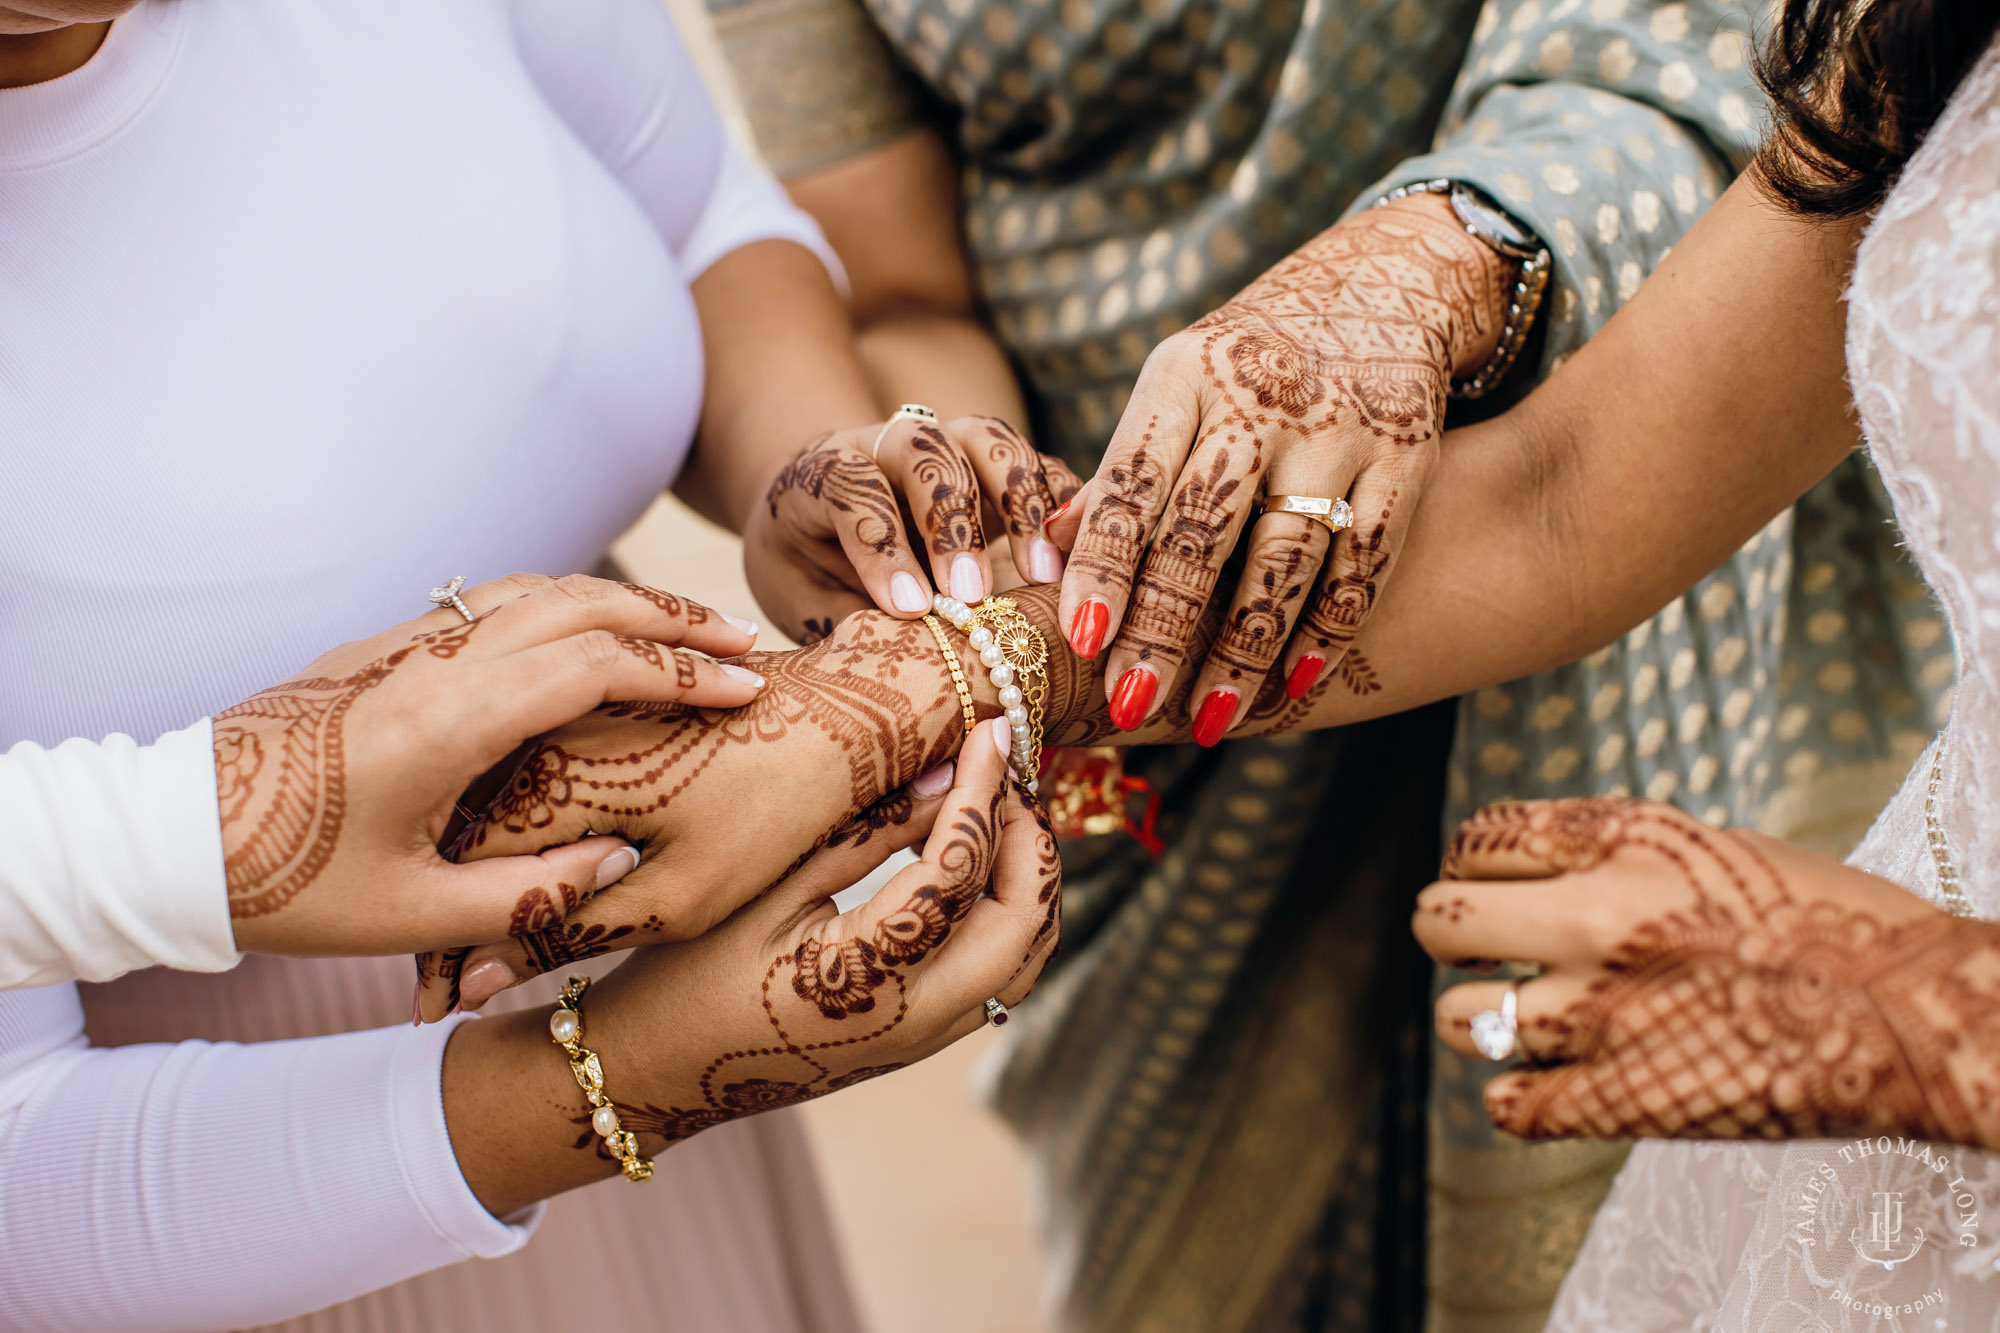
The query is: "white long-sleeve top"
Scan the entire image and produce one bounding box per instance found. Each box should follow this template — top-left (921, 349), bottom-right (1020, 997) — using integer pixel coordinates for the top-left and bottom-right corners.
top-left (0, 721), bottom-right (238, 989)
top-left (0, 0), bottom-right (837, 1326)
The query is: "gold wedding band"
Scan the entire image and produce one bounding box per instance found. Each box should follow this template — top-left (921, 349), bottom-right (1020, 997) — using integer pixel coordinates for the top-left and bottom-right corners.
top-left (870, 403), bottom-right (940, 464)
top-left (1262, 494), bottom-right (1354, 536)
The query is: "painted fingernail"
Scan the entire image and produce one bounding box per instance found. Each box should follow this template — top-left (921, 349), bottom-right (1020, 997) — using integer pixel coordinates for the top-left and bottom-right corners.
top-left (721, 663), bottom-right (767, 688)
top-left (1069, 598), bottom-right (1109, 658)
top-left (1193, 688), bottom-right (1238, 747)
top-left (595, 844), bottom-right (641, 890)
top-left (912, 760), bottom-right (956, 797)
top-left (1044, 498), bottom-right (1073, 530)
top-left (1109, 666), bottom-right (1158, 731)
top-left (989, 715), bottom-right (1013, 760)
top-left (951, 554), bottom-right (986, 604)
top-left (1029, 536), bottom-right (1065, 584)
top-left (890, 572), bottom-right (930, 614)
top-left (1286, 654), bottom-right (1326, 700)
top-left (411, 983), bottom-right (422, 1027)
top-left (459, 959), bottom-right (517, 1011)
top-left (722, 612), bottom-right (759, 638)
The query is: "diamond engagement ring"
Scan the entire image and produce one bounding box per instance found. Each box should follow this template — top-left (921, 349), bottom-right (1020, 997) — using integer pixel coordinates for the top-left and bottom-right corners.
top-left (984, 998), bottom-right (1010, 1028)
top-left (428, 575), bottom-right (475, 624)
top-left (1262, 494), bottom-right (1354, 537)
top-left (1469, 984), bottom-right (1519, 1062)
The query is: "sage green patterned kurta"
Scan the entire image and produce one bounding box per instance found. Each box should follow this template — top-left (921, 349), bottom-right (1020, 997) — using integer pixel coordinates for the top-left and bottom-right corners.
top-left (702, 0), bottom-right (1946, 1328)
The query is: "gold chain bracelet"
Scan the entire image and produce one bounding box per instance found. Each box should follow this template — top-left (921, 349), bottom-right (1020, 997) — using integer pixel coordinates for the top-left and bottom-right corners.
top-left (932, 593), bottom-right (1048, 793)
top-left (923, 613), bottom-right (977, 738)
top-left (549, 975), bottom-right (653, 1182)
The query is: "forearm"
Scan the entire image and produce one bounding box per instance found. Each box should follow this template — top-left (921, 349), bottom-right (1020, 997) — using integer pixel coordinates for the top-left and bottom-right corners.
top-left (675, 239), bottom-right (881, 532)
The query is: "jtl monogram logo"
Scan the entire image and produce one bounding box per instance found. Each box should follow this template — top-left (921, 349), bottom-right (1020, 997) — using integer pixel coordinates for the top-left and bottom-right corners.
top-left (1854, 1191), bottom-right (1925, 1269)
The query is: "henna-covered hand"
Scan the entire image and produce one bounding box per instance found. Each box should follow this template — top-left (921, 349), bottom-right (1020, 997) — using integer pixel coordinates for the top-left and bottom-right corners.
top-left (1417, 798), bottom-right (2000, 1151)
top-left (745, 415), bottom-right (1081, 642)
top-left (416, 606), bottom-right (980, 1018)
top-left (217, 573), bottom-right (764, 961)
top-left (447, 719), bottom-right (1060, 1215)
top-left (1048, 193), bottom-right (1513, 739)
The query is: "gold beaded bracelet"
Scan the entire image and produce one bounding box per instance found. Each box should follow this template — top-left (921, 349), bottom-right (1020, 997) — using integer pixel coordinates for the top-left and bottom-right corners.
top-left (922, 613), bottom-right (977, 738)
top-left (931, 593), bottom-right (1049, 793)
top-left (549, 975), bottom-right (653, 1182)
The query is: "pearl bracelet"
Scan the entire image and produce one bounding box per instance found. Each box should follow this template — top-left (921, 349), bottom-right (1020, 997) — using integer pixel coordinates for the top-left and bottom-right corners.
top-left (549, 975), bottom-right (653, 1183)
top-left (932, 593), bottom-right (1048, 794)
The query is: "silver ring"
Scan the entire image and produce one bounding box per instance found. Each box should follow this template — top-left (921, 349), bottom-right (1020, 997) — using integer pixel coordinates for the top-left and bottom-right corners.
top-left (984, 997), bottom-right (1010, 1028)
top-left (871, 403), bottom-right (940, 464)
top-left (428, 575), bottom-right (475, 624)
top-left (1468, 983), bottom-right (1518, 1062)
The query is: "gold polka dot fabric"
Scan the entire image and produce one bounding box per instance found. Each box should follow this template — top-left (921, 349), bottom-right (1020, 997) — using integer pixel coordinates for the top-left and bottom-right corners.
top-left (704, 0), bottom-right (1941, 1329)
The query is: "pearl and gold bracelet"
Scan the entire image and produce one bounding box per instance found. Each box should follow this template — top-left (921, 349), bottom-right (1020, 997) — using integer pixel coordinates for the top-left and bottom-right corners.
top-left (549, 975), bottom-right (653, 1183)
top-left (932, 593), bottom-right (1048, 793)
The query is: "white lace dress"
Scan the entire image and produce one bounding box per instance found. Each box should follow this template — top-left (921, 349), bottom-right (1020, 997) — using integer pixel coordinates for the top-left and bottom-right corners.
top-left (1547, 35), bottom-right (2000, 1333)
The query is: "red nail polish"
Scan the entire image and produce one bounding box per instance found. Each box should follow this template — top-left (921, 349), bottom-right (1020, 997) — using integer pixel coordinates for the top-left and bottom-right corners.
top-left (1286, 654), bottom-right (1326, 700)
top-left (1045, 498), bottom-right (1073, 529)
top-left (1109, 666), bottom-right (1158, 731)
top-left (1193, 688), bottom-right (1237, 747)
top-left (1069, 599), bottom-right (1110, 658)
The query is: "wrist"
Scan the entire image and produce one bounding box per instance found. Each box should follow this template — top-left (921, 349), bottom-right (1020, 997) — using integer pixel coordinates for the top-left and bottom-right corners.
top-left (1377, 193), bottom-right (1517, 379)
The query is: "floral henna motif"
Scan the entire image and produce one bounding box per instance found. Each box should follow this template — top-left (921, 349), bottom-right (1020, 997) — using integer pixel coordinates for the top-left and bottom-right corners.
top-left (617, 581), bottom-right (708, 626)
top-left (1119, 449), bottom-right (1244, 668)
top-left (593, 791), bottom-right (1004, 1152)
top-left (1458, 801), bottom-right (2000, 1151)
top-left (1206, 541), bottom-right (1314, 687)
top-left (520, 920), bottom-right (637, 976)
top-left (978, 417), bottom-right (1080, 542)
top-left (1071, 433), bottom-right (1166, 594)
top-left (213, 622), bottom-right (478, 919)
top-left (767, 437), bottom-right (906, 556)
top-left (908, 424), bottom-right (982, 555)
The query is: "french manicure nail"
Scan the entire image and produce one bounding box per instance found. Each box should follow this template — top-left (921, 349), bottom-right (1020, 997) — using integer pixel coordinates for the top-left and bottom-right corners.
top-left (951, 554), bottom-right (986, 604)
top-left (912, 760), bottom-right (956, 797)
top-left (722, 612), bottom-right (760, 638)
top-left (1109, 666), bottom-right (1158, 731)
top-left (1029, 536), bottom-right (1065, 584)
top-left (459, 959), bottom-right (517, 1011)
top-left (989, 715), bottom-right (1013, 759)
top-left (721, 663), bottom-right (767, 688)
top-left (1193, 688), bottom-right (1238, 747)
top-left (595, 844), bottom-right (641, 890)
top-left (1069, 598), bottom-right (1109, 658)
top-left (1286, 654), bottom-right (1326, 700)
top-left (890, 572), bottom-right (930, 614)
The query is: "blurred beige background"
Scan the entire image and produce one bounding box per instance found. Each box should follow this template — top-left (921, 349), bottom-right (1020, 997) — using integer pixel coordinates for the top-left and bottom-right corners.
top-left (614, 501), bottom-right (1050, 1333)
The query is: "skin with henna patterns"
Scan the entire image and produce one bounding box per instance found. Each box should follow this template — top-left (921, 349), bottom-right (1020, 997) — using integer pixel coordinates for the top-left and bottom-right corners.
top-left (1418, 799), bottom-right (2000, 1152)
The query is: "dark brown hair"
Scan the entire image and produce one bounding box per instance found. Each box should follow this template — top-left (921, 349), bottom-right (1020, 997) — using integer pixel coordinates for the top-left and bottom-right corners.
top-left (1755, 0), bottom-right (2000, 218)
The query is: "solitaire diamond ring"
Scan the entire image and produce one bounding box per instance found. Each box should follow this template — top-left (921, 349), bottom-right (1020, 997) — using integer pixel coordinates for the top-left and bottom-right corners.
top-left (1469, 984), bottom-right (1519, 1062)
top-left (1262, 493), bottom-right (1354, 537)
top-left (428, 575), bottom-right (475, 624)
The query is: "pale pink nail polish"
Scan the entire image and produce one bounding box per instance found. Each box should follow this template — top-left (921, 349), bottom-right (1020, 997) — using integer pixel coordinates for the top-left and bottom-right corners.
top-left (989, 715), bottom-right (1013, 760)
top-left (459, 959), bottom-right (517, 1010)
top-left (912, 760), bottom-right (956, 797)
top-left (722, 612), bottom-right (759, 638)
top-left (1029, 536), bottom-right (1065, 584)
top-left (951, 554), bottom-right (986, 604)
top-left (890, 571), bottom-right (930, 613)
top-left (595, 844), bottom-right (641, 890)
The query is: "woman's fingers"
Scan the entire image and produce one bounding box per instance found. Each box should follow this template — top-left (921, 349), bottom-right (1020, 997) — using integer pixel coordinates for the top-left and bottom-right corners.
top-left (1057, 362), bottom-right (1202, 660)
top-left (458, 633), bottom-right (764, 760)
top-left (876, 419), bottom-right (991, 607)
top-left (905, 775), bottom-right (1061, 1018)
top-left (1411, 875), bottom-right (1610, 972)
top-left (1435, 973), bottom-right (1599, 1064)
top-left (473, 574), bottom-right (756, 659)
top-left (1441, 798), bottom-right (1658, 880)
top-left (1277, 459), bottom-right (1423, 701)
top-left (1187, 512), bottom-right (1332, 743)
top-left (1100, 432), bottom-right (1264, 728)
top-left (769, 436), bottom-right (938, 617)
top-left (956, 416), bottom-right (1069, 586)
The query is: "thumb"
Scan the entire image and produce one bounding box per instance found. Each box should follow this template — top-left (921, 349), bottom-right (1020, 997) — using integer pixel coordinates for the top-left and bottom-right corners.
top-left (424, 833), bottom-right (641, 948)
top-left (765, 760), bottom-right (961, 920)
